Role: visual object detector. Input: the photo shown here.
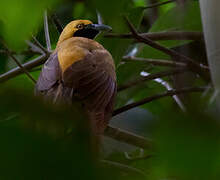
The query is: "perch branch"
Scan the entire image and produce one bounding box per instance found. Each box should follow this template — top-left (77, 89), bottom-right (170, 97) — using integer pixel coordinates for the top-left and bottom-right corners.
top-left (1, 42), bottom-right (36, 83)
top-left (124, 17), bottom-right (210, 81)
top-left (105, 31), bottom-right (203, 41)
top-left (105, 125), bottom-right (152, 149)
top-left (144, 0), bottom-right (176, 9)
top-left (0, 55), bottom-right (48, 83)
top-left (123, 56), bottom-right (187, 68)
top-left (118, 68), bottom-right (187, 91)
top-left (113, 87), bottom-right (206, 116)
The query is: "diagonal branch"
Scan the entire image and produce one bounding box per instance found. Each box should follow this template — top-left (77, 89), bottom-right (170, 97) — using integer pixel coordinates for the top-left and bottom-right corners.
top-left (118, 68), bottom-right (187, 91)
top-left (105, 125), bottom-right (152, 149)
top-left (0, 13), bottom-right (53, 84)
top-left (26, 40), bottom-right (45, 55)
top-left (124, 17), bottom-right (210, 81)
top-left (0, 55), bottom-right (48, 83)
top-left (123, 56), bottom-right (187, 68)
top-left (113, 87), bottom-right (206, 116)
top-left (144, 0), bottom-right (176, 9)
top-left (31, 36), bottom-right (48, 54)
top-left (105, 31), bottom-right (204, 41)
top-left (1, 42), bottom-right (36, 84)
top-left (44, 11), bottom-right (51, 51)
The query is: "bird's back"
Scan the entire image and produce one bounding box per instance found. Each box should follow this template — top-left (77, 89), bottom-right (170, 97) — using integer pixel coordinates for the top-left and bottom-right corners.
top-left (36, 37), bottom-right (116, 133)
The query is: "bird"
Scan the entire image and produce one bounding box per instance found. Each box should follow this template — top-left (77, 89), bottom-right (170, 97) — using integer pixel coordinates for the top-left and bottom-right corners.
top-left (35, 20), bottom-right (117, 135)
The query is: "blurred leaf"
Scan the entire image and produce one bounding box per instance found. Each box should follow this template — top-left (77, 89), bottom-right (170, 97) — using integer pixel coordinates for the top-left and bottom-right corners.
top-left (137, 44), bottom-right (170, 60)
top-left (151, 111), bottom-right (220, 180)
top-left (149, 1), bottom-right (202, 48)
top-left (0, 0), bottom-right (58, 50)
top-left (133, 0), bottom-right (146, 7)
top-left (158, 0), bottom-right (176, 15)
top-left (150, 1), bottom-right (202, 33)
top-left (73, 2), bottom-right (86, 19)
top-left (115, 60), bottom-right (151, 107)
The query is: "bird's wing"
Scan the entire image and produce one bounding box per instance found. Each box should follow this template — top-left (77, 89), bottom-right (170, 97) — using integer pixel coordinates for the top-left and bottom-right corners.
top-left (35, 53), bottom-right (61, 93)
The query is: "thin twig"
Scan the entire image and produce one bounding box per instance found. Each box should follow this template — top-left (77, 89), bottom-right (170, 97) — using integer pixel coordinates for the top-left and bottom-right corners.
top-left (0, 54), bottom-right (48, 83)
top-left (0, 42), bottom-right (36, 83)
top-left (26, 40), bottom-right (45, 54)
top-left (100, 159), bottom-right (147, 177)
top-left (44, 11), bottom-right (51, 51)
top-left (105, 31), bottom-right (204, 41)
top-left (31, 36), bottom-right (48, 55)
top-left (123, 56), bottom-right (187, 68)
top-left (124, 152), bottom-right (154, 161)
top-left (0, 49), bottom-right (14, 55)
top-left (96, 10), bottom-right (104, 25)
top-left (105, 125), bottom-right (152, 149)
top-left (51, 13), bottom-right (63, 34)
top-left (144, 0), bottom-right (176, 9)
top-left (113, 87), bottom-right (206, 116)
top-left (118, 68), bottom-right (187, 91)
top-left (124, 17), bottom-right (210, 81)
top-left (0, 48), bottom-right (41, 56)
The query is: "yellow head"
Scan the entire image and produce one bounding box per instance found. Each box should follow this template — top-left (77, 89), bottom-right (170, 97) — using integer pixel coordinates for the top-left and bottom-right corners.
top-left (57, 19), bottom-right (112, 46)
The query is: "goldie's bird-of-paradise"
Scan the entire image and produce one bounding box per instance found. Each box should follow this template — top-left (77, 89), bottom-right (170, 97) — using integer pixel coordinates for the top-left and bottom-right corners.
top-left (35, 20), bottom-right (117, 134)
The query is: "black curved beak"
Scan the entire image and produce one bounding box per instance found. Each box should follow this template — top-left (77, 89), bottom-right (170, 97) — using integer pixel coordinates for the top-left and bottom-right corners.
top-left (85, 24), bottom-right (112, 32)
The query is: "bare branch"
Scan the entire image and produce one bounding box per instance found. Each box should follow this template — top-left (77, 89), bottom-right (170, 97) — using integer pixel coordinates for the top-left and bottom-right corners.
top-left (26, 40), bottom-right (45, 54)
top-left (44, 11), bottom-right (51, 51)
top-left (105, 125), bottom-right (152, 149)
top-left (124, 17), bottom-right (210, 81)
top-left (144, 0), bottom-right (176, 9)
top-left (0, 48), bottom-right (41, 56)
top-left (118, 68), bottom-right (187, 91)
top-left (113, 87), bottom-right (206, 116)
top-left (105, 31), bottom-right (204, 41)
top-left (0, 55), bottom-right (48, 83)
top-left (96, 10), bottom-right (104, 24)
top-left (123, 56), bottom-right (187, 68)
top-left (100, 159), bottom-right (147, 177)
top-left (0, 49), bottom-right (14, 55)
top-left (124, 152), bottom-right (154, 161)
top-left (1, 42), bottom-right (36, 84)
top-left (31, 36), bottom-right (48, 54)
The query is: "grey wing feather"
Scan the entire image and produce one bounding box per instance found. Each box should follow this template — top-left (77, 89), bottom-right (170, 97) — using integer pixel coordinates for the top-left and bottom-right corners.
top-left (35, 53), bottom-right (61, 93)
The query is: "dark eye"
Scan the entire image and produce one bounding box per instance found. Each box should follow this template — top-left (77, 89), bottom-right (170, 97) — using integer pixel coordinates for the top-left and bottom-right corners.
top-left (76, 24), bottom-right (84, 29)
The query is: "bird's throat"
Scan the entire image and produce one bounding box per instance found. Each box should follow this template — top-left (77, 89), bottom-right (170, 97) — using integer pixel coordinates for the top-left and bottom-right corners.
top-left (74, 28), bottom-right (99, 39)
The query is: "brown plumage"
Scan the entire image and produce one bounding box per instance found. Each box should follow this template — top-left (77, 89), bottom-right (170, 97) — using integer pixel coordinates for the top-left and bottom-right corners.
top-left (35, 20), bottom-right (116, 134)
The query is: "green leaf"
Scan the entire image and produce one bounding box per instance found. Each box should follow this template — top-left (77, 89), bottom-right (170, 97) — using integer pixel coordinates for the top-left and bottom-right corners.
top-left (0, 0), bottom-right (59, 50)
top-left (150, 1), bottom-right (202, 33)
top-left (151, 112), bottom-right (220, 180)
top-left (137, 44), bottom-right (170, 60)
top-left (133, 0), bottom-right (146, 7)
top-left (149, 1), bottom-right (202, 48)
